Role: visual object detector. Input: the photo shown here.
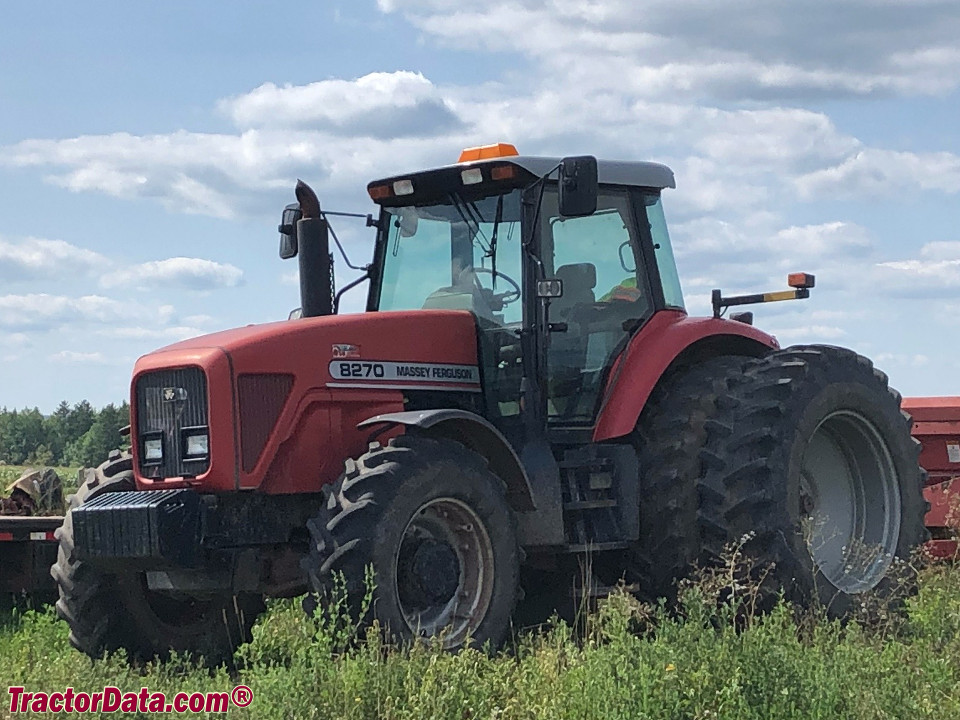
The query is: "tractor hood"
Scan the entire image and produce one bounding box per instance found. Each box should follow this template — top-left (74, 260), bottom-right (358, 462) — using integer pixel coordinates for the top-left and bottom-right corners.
top-left (129, 310), bottom-right (482, 492)
top-left (137, 309), bottom-right (481, 382)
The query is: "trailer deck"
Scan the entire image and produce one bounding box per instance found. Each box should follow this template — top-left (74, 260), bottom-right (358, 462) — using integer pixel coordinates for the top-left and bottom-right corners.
top-left (0, 515), bottom-right (60, 595)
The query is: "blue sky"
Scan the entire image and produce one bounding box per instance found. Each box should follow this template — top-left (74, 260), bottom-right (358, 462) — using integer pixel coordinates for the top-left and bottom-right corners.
top-left (2, 0), bottom-right (960, 411)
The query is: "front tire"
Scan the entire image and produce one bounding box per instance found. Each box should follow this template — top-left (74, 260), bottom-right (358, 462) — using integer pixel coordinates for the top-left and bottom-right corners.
top-left (303, 435), bottom-right (520, 649)
top-left (52, 452), bottom-right (263, 666)
top-left (698, 345), bottom-right (927, 615)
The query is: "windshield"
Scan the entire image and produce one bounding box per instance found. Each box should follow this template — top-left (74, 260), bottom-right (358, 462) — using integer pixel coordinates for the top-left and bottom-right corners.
top-left (377, 189), bottom-right (524, 325)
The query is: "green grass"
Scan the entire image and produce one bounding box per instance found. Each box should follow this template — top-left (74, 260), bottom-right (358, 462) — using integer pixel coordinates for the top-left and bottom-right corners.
top-left (2, 563), bottom-right (960, 719)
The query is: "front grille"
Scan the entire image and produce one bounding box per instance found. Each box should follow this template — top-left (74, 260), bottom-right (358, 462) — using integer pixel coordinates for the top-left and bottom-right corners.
top-left (136, 367), bottom-right (209, 478)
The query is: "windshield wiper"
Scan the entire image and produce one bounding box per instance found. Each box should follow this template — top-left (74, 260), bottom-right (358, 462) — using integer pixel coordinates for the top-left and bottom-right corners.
top-left (488, 194), bottom-right (503, 288)
top-left (448, 193), bottom-right (491, 254)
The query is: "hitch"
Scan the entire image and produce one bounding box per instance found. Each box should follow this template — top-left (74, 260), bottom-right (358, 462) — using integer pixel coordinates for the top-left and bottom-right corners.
top-left (712, 273), bottom-right (815, 319)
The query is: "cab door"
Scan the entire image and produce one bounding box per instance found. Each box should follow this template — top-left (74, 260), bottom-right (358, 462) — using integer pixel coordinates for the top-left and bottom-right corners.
top-left (537, 187), bottom-right (657, 425)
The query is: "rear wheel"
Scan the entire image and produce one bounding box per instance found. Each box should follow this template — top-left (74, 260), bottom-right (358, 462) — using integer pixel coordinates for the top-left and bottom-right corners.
top-left (697, 346), bottom-right (927, 615)
top-left (629, 356), bottom-right (748, 602)
top-left (303, 435), bottom-right (520, 649)
top-left (52, 452), bottom-right (263, 665)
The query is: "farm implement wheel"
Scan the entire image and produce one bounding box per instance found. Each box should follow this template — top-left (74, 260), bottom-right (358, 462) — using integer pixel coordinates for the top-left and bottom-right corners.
top-left (303, 434), bottom-right (520, 649)
top-left (698, 345), bottom-right (927, 615)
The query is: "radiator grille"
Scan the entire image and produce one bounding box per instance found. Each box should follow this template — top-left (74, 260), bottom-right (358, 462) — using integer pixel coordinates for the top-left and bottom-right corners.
top-left (136, 367), bottom-right (209, 478)
top-left (238, 373), bottom-right (294, 472)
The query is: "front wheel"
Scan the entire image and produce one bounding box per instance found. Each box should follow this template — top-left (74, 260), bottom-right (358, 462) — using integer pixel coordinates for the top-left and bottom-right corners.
top-left (52, 452), bottom-right (263, 665)
top-left (303, 435), bottom-right (520, 649)
top-left (697, 345), bottom-right (927, 615)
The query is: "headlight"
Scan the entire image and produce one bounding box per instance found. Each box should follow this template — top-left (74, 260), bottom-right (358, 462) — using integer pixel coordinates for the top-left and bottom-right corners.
top-left (186, 434), bottom-right (208, 457)
top-left (181, 427), bottom-right (209, 461)
top-left (142, 433), bottom-right (164, 465)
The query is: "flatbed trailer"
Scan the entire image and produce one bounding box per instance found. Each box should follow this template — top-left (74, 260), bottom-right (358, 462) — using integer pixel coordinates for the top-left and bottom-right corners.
top-left (0, 515), bottom-right (60, 596)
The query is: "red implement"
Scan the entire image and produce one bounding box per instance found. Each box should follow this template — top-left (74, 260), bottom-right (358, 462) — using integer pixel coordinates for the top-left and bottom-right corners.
top-left (904, 397), bottom-right (960, 558)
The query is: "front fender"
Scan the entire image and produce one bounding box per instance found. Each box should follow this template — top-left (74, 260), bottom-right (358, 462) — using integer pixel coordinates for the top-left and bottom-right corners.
top-left (358, 409), bottom-right (534, 511)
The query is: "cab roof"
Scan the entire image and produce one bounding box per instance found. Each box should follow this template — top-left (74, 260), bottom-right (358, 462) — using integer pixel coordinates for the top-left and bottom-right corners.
top-left (508, 156), bottom-right (675, 189)
top-left (368, 155), bottom-right (676, 193)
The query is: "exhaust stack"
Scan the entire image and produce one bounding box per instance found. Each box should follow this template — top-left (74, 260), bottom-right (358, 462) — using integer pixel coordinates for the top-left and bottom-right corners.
top-left (278, 180), bottom-right (334, 318)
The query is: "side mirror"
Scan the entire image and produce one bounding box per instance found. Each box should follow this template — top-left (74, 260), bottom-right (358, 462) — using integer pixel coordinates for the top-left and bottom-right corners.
top-left (278, 203), bottom-right (301, 259)
top-left (558, 156), bottom-right (598, 218)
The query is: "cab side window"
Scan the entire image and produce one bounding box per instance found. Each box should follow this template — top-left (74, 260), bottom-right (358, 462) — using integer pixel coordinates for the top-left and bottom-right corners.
top-left (541, 188), bottom-right (652, 423)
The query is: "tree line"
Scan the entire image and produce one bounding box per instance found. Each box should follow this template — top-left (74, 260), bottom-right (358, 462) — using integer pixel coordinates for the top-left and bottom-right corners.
top-left (0, 401), bottom-right (130, 469)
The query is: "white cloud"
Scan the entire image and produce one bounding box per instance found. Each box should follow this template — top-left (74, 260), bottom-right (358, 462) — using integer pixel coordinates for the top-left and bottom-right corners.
top-left (96, 326), bottom-right (204, 341)
top-left (796, 148), bottom-right (960, 199)
top-left (919, 241), bottom-right (960, 260)
top-left (769, 324), bottom-right (848, 341)
top-left (3, 130), bottom-right (332, 218)
top-left (674, 220), bottom-right (874, 293)
top-left (0, 236), bottom-right (108, 282)
top-left (380, 0), bottom-right (960, 100)
top-left (182, 314), bottom-right (216, 326)
top-left (689, 107), bottom-right (856, 169)
top-left (0, 0), bottom-right (957, 232)
top-left (0, 293), bottom-right (162, 331)
top-left (222, 72), bottom-right (463, 137)
top-left (875, 257), bottom-right (960, 296)
top-left (771, 222), bottom-right (873, 260)
top-left (869, 240), bottom-right (960, 297)
top-left (99, 257), bottom-right (244, 291)
top-left (49, 350), bottom-right (108, 364)
top-left (0, 126), bottom-right (469, 219)
top-left (0, 64), bottom-right (935, 225)
top-left (874, 352), bottom-right (931, 367)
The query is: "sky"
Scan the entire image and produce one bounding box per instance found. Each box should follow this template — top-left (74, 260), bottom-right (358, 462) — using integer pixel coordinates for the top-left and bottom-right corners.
top-left (2, 0), bottom-right (960, 412)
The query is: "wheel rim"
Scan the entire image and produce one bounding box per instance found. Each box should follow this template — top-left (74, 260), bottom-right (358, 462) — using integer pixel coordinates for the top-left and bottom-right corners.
top-left (800, 410), bottom-right (901, 593)
top-left (141, 581), bottom-right (217, 631)
top-left (395, 497), bottom-right (494, 647)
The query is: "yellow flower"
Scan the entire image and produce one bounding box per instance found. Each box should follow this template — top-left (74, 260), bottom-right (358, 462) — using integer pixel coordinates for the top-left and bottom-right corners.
top-left (665, 663), bottom-right (676, 672)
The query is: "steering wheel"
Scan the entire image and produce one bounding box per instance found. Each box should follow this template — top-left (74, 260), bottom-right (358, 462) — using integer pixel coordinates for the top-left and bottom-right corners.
top-left (463, 267), bottom-right (521, 306)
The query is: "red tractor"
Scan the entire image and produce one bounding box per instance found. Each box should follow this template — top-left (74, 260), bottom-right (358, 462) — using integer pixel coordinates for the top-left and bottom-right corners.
top-left (52, 144), bottom-right (927, 663)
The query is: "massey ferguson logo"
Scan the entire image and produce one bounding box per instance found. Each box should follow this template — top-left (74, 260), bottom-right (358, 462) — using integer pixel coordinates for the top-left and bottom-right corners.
top-left (332, 344), bottom-right (360, 359)
top-left (162, 387), bottom-right (187, 402)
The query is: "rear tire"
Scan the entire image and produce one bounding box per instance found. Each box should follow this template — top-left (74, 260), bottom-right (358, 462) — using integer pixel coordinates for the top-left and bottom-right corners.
top-left (52, 452), bottom-right (263, 666)
top-left (629, 356), bottom-right (749, 602)
top-left (303, 434), bottom-right (520, 649)
top-left (697, 345), bottom-right (927, 615)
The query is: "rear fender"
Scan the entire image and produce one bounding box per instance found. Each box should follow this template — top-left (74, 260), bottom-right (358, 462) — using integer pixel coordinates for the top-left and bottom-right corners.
top-left (358, 409), bottom-right (534, 511)
top-left (593, 310), bottom-right (777, 442)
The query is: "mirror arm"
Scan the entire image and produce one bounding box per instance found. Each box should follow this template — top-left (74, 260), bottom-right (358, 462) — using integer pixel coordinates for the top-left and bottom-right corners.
top-left (522, 163), bottom-right (561, 250)
top-left (333, 268), bottom-right (372, 314)
top-left (322, 216), bottom-right (368, 271)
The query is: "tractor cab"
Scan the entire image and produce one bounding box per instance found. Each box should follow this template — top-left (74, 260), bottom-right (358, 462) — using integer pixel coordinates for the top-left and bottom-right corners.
top-left (364, 144), bottom-right (683, 429)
